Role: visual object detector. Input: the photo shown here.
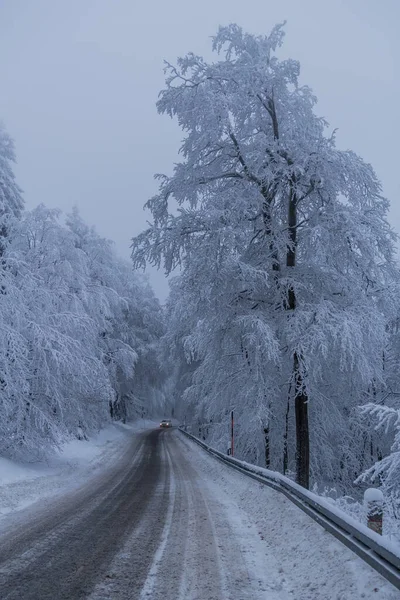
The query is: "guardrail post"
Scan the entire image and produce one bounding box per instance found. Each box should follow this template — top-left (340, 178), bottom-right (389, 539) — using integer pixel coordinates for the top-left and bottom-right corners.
top-left (364, 488), bottom-right (384, 535)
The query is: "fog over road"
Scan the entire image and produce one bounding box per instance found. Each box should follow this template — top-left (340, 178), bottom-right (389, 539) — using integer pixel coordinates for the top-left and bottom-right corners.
top-left (0, 429), bottom-right (396, 600)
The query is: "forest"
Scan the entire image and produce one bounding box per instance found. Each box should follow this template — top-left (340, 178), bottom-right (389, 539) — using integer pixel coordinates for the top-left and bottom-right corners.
top-left (1, 24), bottom-right (399, 535)
top-left (0, 123), bottom-right (165, 458)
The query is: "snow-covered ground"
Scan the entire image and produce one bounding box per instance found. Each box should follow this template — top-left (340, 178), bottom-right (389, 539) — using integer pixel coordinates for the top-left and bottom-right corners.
top-left (0, 426), bottom-right (397, 599)
top-left (176, 432), bottom-right (399, 600)
top-left (320, 490), bottom-right (400, 548)
top-left (0, 419), bottom-right (156, 519)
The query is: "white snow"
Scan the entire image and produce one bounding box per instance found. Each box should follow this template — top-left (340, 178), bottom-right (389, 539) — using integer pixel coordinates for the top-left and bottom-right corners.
top-left (1, 425), bottom-right (398, 599)
top-left (364, 488), bottom-right (385, 503)
top-left (138, 442), bottom-right (177, 600)
top-left (186, 434), bottom-right (400, 559)
top-left (0, 419), bottom-right (156, 519)
top-left (177, 431), bottom-right (400, 600)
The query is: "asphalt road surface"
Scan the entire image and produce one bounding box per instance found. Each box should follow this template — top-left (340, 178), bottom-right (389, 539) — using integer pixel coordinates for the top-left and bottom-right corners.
top-left (0, 428), bottom-right (397, 600)
top-left (0, 428), bottom-right (264, 600)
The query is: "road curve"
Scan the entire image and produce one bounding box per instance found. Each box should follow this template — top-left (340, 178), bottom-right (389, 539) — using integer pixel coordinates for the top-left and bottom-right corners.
top-left (0, 429), bottom-right (169, 599)
top-left (0, 428), bottom-right (395, 600)
top-left (0, 428), bottom-right (260, 600)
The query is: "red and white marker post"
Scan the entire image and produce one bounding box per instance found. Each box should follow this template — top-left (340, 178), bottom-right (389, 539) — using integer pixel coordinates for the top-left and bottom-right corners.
top-left (364, 488), bottom-right (384, 535)
top-left (231, 410), bottom-right (234, 457)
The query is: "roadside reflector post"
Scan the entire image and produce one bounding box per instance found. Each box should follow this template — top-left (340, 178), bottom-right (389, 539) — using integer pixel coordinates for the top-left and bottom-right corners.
top-left (231, 410), bottom-right (234, 457)
top-left (364, 488), bottom-right (384, 535)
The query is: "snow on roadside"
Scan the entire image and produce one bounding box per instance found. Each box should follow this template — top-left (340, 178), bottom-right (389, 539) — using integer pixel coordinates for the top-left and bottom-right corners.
top-left (177, 431), bottom-right (400, 600)
top-left (319, 491), bottom-right (400, 550)
top-left (0, 419), bottom-right (156, 519)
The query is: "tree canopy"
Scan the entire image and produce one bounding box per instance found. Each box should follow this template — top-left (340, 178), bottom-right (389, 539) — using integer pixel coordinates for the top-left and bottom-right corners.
top-left (132, 23), bottom-right (397, 491)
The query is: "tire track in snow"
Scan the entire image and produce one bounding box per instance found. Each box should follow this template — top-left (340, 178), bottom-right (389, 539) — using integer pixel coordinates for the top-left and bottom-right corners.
top-left (137, 439), bottom-right (177, 599)
top-left (0, 426), bottom-right (382, 600)
top-left (0, 434), bottom-right (146, 572)
top-left (0, 430), bottom-right (167, 599)
top-left (170, 439), bottom-right (226, 600)
top-left (169, 432), bottom-right (277, 600)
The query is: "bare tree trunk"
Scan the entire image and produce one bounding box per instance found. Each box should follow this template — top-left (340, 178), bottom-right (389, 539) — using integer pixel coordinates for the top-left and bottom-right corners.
top-left (283, 392), bottom-right (290, 475)
top-left (258, 97), bottom-right (311, 487)
top-left (264, 425), bottom-right (270, 468)
top-left (294, 352), bottom-right (310, 488)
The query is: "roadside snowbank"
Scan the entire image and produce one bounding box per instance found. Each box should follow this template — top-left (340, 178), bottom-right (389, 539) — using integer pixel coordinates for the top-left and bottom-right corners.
top-left (177, 431), bottom-right (399, 600)
top-left (0, 419), bottom-right (156, 518)
top-left (182, 428), bottom-right (400, 556)
top-left (319, 490), bottom-right (400, 549)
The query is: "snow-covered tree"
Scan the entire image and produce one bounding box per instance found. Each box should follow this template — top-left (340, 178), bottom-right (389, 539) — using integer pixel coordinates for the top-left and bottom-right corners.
top-left (0, 123), bottom-right (24, 255)
top-left (132, 24), bottom-right (396, 488)
top-left (2, 206), bottom-right (112, 454)
top-left (66, 207), bottom-right (165, 421)
top-left (357, 403), bottom-right (400, 505)
top-left (0, 196), bottom-right (165, 458)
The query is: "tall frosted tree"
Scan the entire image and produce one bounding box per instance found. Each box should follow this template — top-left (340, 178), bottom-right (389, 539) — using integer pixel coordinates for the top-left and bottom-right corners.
top-left (0, 123), bottom-right (24, 255)
top-left (133, 24), bottom-right (395, 488)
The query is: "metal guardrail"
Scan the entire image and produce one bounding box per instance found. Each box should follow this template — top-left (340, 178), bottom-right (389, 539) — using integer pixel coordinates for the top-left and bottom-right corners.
top-left (179, 427), bottom-right (400, 590)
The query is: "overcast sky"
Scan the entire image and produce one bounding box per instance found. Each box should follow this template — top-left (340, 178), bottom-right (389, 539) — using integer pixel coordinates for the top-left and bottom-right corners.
top-left (0, 0), bottom-right (398, 300)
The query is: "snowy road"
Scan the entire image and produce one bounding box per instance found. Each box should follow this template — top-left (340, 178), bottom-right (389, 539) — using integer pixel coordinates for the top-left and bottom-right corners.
top-left (0, 428), bottom-right (397, 599)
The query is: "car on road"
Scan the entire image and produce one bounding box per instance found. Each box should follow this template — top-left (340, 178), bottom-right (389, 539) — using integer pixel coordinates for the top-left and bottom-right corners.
top-left (159, 419), bottom-right (172, 428)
